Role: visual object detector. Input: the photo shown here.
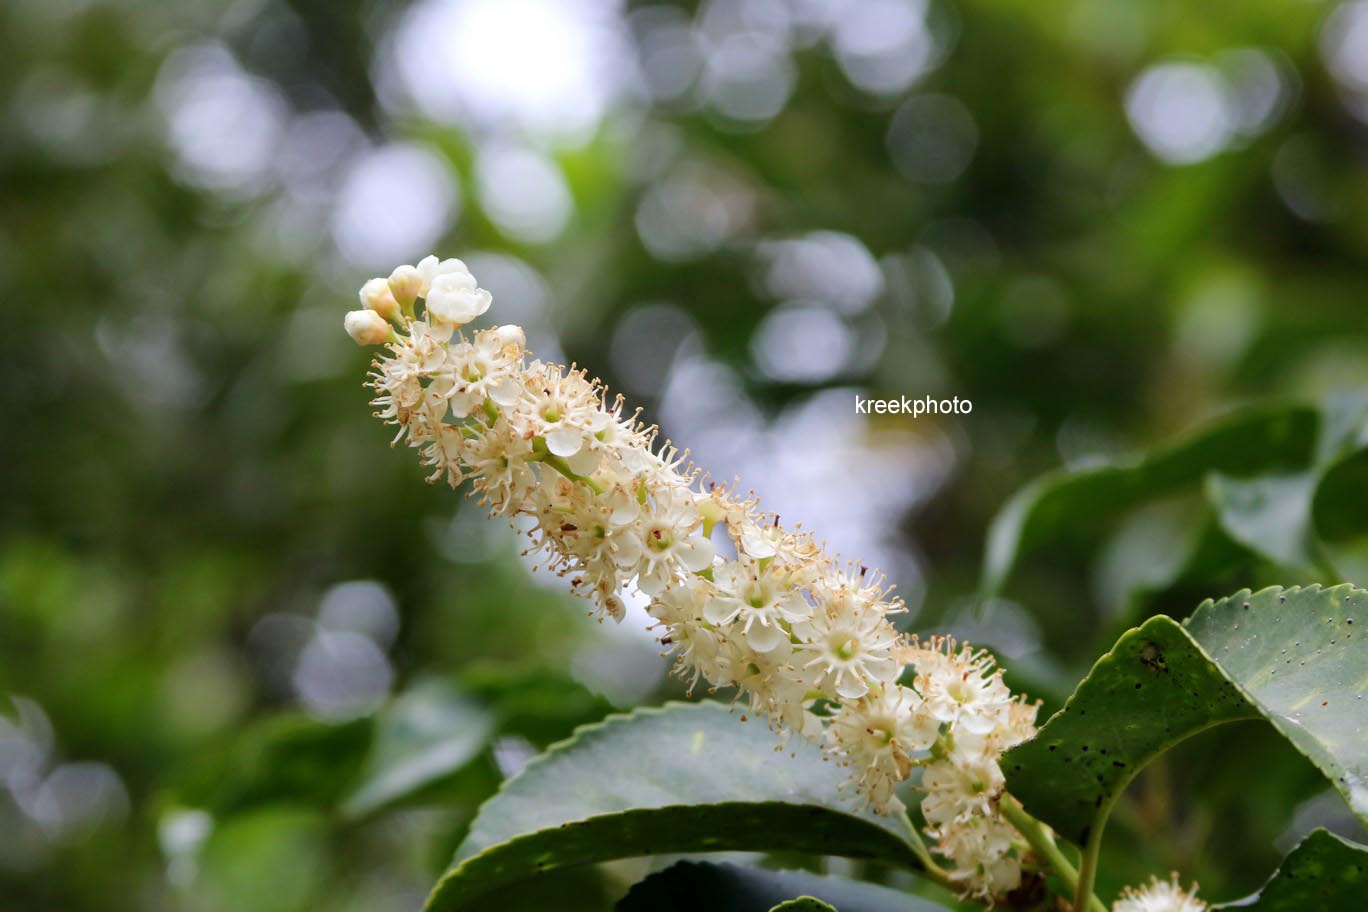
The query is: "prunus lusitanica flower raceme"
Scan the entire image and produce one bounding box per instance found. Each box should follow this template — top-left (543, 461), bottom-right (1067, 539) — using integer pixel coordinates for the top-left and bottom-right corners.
top-left (342, 256), bottom-right (1206, 909)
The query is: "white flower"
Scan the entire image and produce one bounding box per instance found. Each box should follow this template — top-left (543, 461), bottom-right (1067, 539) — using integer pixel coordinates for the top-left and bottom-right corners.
top-left (1113, 875), bottom-right (1206, 912)
top-left (703, 560), bottom-right (809, 653)
top-left (426, 270), bottom-right (492, 328)
top-left (921, 752), bottom-right (1004, 827)
top-left (416, 254), bottom-right (470, 287)
top-left (910, 638), bottom-right (1014, 737)
top-left (739, 522), bottom-right (782, 559)
top-left (624, 489), bottom-right (714, 595)
top-left (933, 815), bottom-right (1022, 898)
top-left (343, 309), bottom-right (392, 345)
top-left (797, 578), bottom-right (901, 699)
top-left (443, 329), bottom-right (525, 418)
top-left (827, 688), bottom-right (940, 811)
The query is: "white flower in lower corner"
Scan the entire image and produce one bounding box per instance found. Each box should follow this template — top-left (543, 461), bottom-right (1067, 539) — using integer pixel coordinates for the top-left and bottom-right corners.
top-left (1113, 874), bottom-right (1206, 912)
top-left (932, 814), bottom-right (1021, 898)
top-left (920, 753), bottom-right (1005, 827)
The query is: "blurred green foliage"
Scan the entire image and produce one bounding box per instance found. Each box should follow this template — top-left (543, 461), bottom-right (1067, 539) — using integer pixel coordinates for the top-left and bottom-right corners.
top-left (2, 0), bottom-right (1367, 908)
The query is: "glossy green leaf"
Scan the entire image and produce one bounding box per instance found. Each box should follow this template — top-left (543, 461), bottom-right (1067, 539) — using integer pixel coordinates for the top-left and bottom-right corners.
top-left (1212, 829), bottom-right (1368, 910)
top-left (1004, 585), bottom-right (1368, 846)
top-left (982, 405), bottom-right (1316, 593)
top-left (423, 702), bottom-right (924, 911)
top-left (341, 678), bottom-right (494, 820)
top-left (617, 861), bottom-right (948, 912)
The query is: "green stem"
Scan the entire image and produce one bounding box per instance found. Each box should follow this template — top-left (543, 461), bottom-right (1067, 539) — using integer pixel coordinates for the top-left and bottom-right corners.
top-left (532, 444), bottom-right (606, 495)
top-left (999, 796), bottom-right (1105, 912)
top-left (1075, 794), bottom-right (1114, 912)
top-left (895, 809), bottom-right (956, 892)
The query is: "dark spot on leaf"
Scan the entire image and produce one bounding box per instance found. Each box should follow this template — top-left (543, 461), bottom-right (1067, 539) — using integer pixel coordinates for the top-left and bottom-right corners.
top-left (1140, 641), bottom-right (1168, 673)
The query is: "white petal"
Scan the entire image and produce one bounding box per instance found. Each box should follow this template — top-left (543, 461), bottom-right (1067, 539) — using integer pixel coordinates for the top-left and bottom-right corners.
top-left (960, 710), bottom-right (998, 736)
top-left (424, 320), bottom-right (454, 342)
top-left (490, 377), bottom-right (522, 406)
top-left (835, 676), bottom-right (869, 700)
top-left (746, 620), bottom-right (786, 653)
top-left (740, 527), bottom-right (778, 559)
top-left (618, 448), bottom-right (649, 472)
top-left (448, 393), bottom-right (478, 419)
top-left (676, 537), bottom-right (714, 572)
top-left (637, 566), bottom-right (669, 596)
top-left (608, 491), bottom-right (639, 526)
top-left (566, 446), bottom-right (601, 476)
top-left (545, 427), bottom-right (583, 457)
top-left (612, 534), bottom-right (643, 567)
top-left (471, 288), bottom-right (492, 317)
top-left (703, 598), bottom-right (733, 626)
top-left (436, 258), bottom-right (475, 285)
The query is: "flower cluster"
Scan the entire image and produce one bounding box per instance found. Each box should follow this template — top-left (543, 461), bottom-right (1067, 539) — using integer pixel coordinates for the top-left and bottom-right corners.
top-left (903, 637), bottom-right (1040, 895)
top-left (343, 256), bottom-right (1038, 899)
top-left (1113, 874), bottom-right (1206, 912)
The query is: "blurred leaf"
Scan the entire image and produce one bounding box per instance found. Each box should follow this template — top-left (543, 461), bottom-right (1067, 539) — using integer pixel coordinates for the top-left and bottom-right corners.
top-left (458, 662), bottom-right (616, 747)
top-left (1205, 473), bottom-right (1321, 571)
top-left (340, 667), bottom-right (614, 820)
top-left (423, 702), bottom-right (924, 911)
top-left (1091, 498), bottom-right (1246, 625)
top-left (1203, 392), bottom-right (1368, 575)
top-left (1211, 829), bottom-right (1368, 910)
top-left (983, 405), bottom-right (1316, 594)
top-left (341, 678), bottom-right (493, 820)
top-left (617, 861), bottom-right (948, 912)
top-left (770, 898), bottom-right (839, 912)
top-left (192, 807), bottom-right (327, 912)
top-left (1005, 585), bottom-right (1368, 845)
top-left (175, 714), bottom-right (372, 817)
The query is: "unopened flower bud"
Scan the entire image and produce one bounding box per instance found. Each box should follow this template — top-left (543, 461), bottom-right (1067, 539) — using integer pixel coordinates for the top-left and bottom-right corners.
top-left (387, 264), bottom-right (424, 308)
top-left (344, 309), bottom-right (392, 345)
top-left (493, 324), bottom-right (525, 351)
top-left (360, 277), bottom-right (402, 324)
